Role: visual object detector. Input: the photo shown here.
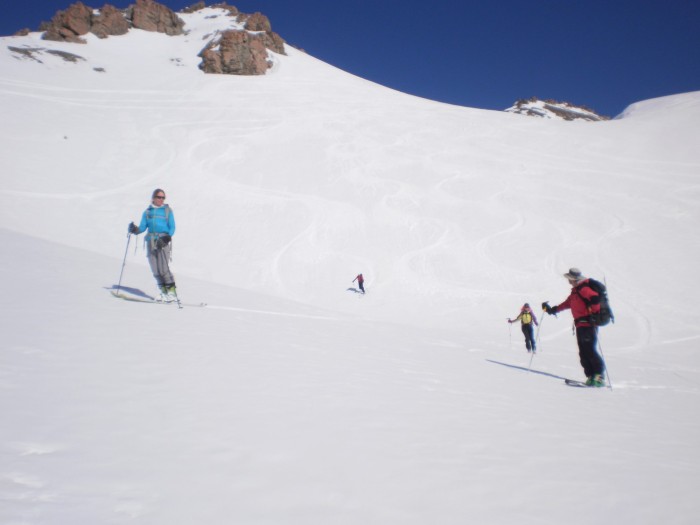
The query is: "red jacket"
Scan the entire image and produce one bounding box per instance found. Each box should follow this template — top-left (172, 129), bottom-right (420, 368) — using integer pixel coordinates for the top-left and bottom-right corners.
top-left (555, 279), bottom-right (600, 327)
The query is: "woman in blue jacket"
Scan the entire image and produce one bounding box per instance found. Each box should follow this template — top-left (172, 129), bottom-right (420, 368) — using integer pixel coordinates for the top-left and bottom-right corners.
top-left (128, 188), bottom-right (177, 302)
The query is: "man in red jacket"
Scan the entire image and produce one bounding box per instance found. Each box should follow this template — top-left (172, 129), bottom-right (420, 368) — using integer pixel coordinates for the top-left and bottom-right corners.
top-left (543, 268), bottom-right (606, 387)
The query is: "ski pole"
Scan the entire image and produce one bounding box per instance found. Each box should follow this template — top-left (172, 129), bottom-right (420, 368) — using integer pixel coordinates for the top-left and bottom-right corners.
top-left (535, 314), bottom-right (545, 352)
top-left (116, 233), bottom-right (132, 296)
top-left (507, 319), bottom-right (512, 349)
top-left (527, 348), bottom-right (536, 371)
top-left (528, 307), bottom-right (549, 371)
top-left (597, 328), bottom-right (613, 390)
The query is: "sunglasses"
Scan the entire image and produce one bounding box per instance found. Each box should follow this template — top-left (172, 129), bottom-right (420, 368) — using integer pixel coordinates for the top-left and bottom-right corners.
top-left (154, 195), bottom-right (166, 200)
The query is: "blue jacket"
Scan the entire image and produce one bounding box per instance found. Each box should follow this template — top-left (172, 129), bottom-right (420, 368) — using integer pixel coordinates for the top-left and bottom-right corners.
top-left (138, 204), bottom-right (175, 238)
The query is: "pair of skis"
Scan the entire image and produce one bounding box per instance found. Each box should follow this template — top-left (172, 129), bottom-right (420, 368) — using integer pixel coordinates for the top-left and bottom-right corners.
top-left (110, 291), bottom-right (206, 308)
top-left (564, 378), bottom-right (608, 388)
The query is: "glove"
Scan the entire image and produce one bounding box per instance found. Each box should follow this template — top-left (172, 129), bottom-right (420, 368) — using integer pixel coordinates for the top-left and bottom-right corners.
top-left (155, 234), bottom-right (171, 249)
top-left (542, 302), bottom-right (557, 315)
top-left (128, 222), bottom-right (139, 234)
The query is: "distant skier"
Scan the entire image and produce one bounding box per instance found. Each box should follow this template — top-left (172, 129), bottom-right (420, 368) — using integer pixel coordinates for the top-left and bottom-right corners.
top-left (542, 268), bottom-right (606, 387)
top-left (127, 189), bottom-right (177, 302)
top-left (508, 303), bottom-right (538, 352)
top-left (352, 273), bottom-right (365, 294)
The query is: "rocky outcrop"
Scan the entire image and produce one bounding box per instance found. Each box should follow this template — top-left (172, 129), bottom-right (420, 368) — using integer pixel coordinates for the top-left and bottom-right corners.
top-left (91, 4), bottom-right (130, 38)
top-left (243, 12), bottom-right (271, 32)
top-left (8, 45), bottom-right (86, 64)
top-left (42, 0), bottom-right (184, 43)
top-left (505, 97), bottom-right (609, 122)
top-left (184, 2), bottom-right (238, 16)
top-left (243, 12), bottom-right (285, 55)
top-left (181, 1), bottom-right (207, 14)
top-left (127, 0), bottom-right (184, 36)
top-left (198, 9), bottom-right (286, 75)
top-left (210, 3), bottom-right (239, 16)
top-left (35, 1), bottom-right (286, 77)
top-left (42, 2), bottom-right (93, 43)
top-left (199, 30), bottom-right (271, 75)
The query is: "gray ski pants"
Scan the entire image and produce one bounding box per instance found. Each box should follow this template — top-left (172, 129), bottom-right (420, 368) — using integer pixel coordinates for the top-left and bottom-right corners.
top-left (147, 241), bottom-right (175, 288)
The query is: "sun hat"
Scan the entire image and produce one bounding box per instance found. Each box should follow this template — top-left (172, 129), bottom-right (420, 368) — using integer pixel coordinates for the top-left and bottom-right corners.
top-left (563, 268), bottom-right (584, 281)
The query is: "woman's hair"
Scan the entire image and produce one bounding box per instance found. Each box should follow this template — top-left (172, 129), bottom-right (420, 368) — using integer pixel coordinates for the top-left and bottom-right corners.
top-left (152, 188), bottom-right (165, 198)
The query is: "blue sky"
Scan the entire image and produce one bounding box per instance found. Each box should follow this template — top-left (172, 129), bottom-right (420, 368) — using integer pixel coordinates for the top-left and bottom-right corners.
top-left (2, 0), bottom-right (699, 117)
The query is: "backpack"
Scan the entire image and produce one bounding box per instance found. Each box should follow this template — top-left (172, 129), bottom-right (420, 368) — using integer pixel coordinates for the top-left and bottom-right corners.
top-left (146, 204), bottom-right (170, 222)
top-left (578, 278), bottom-right (614, 326)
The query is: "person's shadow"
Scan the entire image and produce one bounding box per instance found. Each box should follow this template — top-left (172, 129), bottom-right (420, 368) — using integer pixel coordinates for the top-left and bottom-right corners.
top-left (347, 287), bottom-right (364, 294)
top-left (106, 285), bottom-right (154, 300)
top-left (486, 359), bottom-right (568, 382)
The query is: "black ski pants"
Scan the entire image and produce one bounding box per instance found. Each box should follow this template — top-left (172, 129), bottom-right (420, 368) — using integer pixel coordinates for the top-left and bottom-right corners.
top-left (576, 325), bottom-right (605, 377)
top-left (521, 323), bottom-right (536, 351)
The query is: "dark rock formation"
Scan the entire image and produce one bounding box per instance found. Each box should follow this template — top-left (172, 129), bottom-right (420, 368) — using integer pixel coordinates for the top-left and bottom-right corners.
top-left (127, 0), bottom-right (185, 36)
top-left (42, 2), bottom-right (93, 43)
top-left (210, 3), bottom-right (239, 16)
top-left (506, 97), bottom-right (609, 121)
top-left (34, 1), bottom-right (286, 77)
top-left (41, 0), bottom-right (184, 43)
top-left (183, 1), bottom-right (238, 15)
top-left (199, 30), bottom-right (271, 75)
top-left (8, 46), bottom-right (86, 64)
top-left (181, 2), bottom-right (207, 14)
top-left (243, 12), bottom-right (285, 55)
top-left (198, 8), bottom-right (286, 75)
top-left (91, 4), bottom-right (130, 38)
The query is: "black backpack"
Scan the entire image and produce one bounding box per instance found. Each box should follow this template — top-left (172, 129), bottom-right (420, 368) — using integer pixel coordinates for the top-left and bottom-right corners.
top-left (577, 278), bottom-right (614, 326)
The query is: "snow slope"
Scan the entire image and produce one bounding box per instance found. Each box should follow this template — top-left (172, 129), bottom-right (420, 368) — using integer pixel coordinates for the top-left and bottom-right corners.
top-left (1, 7), bottom-right (699, 524)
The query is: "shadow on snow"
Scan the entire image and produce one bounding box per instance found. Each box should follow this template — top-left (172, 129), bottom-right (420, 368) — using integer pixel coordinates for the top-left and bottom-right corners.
top-left (486, 359), bottom-right (568, 382)
top-left (106, 284), bottom-right (154, 300)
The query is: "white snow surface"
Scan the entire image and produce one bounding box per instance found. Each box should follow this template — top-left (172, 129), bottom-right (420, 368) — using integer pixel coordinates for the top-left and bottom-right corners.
top-left (1, 9), bottom-right (700, 524)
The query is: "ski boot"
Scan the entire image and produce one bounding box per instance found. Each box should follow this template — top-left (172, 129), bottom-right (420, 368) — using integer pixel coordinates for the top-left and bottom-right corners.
top-left (165, 284), bottom-right (178, 302)
top-left (157, 285), bottom-right (175, 303)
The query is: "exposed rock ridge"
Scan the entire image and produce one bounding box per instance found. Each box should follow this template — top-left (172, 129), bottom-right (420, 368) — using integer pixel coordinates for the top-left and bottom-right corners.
top-left (41, 0), bottom-right (184, 43)
top-left (25, 1), bottom-right (287, 76)
top-left (198, 9), bottom-right (286, 75)
top-left (506, 97), bottom-right (609, 122)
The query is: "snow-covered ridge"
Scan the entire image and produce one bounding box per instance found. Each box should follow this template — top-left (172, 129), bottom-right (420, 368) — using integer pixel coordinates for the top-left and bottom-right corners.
top-left (505, 97), bottom-right (609, 121)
